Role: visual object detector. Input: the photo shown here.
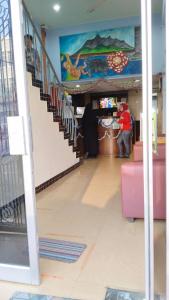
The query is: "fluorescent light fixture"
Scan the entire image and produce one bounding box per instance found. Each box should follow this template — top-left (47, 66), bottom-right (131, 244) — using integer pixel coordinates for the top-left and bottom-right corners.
top-left (76, 84), bottom-right (80, 88)
top-left (53, 4), bottom-right (61, 12)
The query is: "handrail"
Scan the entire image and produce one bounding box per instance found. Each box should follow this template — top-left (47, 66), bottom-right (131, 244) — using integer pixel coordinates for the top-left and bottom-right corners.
top-left (22, 0), bottom-right (79, 146)
top-left (22, 0), bottom-right (62, 88)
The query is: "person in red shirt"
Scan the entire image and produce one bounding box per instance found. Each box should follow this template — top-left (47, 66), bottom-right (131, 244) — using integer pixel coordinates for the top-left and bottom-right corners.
top-left (116, 103), bottom-right (132, 158)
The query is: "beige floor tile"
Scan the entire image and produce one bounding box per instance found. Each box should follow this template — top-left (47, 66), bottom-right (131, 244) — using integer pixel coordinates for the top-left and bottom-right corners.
top-left (1, 156), bottom-right (166, 300)
top-left (0, 277), bottom-right (74, 299)
top-left (40, 257), bottom-right (82, 281)
top-left (37, 156), bottom-right (166, 295)
top-left (71, 281), bottom-right (106, 300)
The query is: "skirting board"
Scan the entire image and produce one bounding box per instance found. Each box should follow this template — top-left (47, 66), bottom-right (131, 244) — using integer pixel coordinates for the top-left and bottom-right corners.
top-left (35, 161), bottom-right (81, 193)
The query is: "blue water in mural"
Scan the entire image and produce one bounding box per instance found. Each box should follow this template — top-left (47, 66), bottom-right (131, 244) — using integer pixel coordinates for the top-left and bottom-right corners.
top-left (61, 55), bottom-right (142, 82)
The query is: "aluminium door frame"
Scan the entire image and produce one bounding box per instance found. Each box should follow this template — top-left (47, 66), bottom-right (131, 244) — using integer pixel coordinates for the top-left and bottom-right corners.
top-left (0, 0), bottom-right (40, 284)
top-left (166, 0), bottom-right (169, 298)
top-left (141, 0), bottom-right (154, 299)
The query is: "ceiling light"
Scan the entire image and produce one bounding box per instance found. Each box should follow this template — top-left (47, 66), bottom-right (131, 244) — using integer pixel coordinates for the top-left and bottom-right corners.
top-left (53, 4), bottom-right (61, 12)
top-left (76, 84), bottom-right (80, 88)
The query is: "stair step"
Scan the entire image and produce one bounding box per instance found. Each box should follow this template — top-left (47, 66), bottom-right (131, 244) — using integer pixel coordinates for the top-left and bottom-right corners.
top-left (53, 116), bottom-right (62, 122)
top-left (76, 151), bottom-right (81, 158)
top-left (48, 105), bottom-right (57, 112)
top-left (69, 140), bottom-right (74, 146)
top-left (64, 133), bottom-right (70, 139)
top-left (27, 64), bottom-right (80, 160)
top-left (32, 79), bottom-right (43, 89)
top-left (53, 113), bottom-right (61, 119)
top-left (73, 146), bottom-right (79, 152)
top-left (59, 125), bottom-right (65, 131)
top-left (26, 64), bottom-right (35, 78)
top-left (40, 93), bottom-right (50, 101)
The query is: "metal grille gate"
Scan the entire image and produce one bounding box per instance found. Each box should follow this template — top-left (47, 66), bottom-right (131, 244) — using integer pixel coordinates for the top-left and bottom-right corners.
top-left (0, 0), bottom-right (26, 232)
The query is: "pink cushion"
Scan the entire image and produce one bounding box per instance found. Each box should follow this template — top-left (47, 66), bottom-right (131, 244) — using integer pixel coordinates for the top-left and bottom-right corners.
top-left (121, 160), bottom-right (166, 219)
top-left (133, 143), bottom-right (165, 161)
top-left (135, 141), bottom-right (143, 146)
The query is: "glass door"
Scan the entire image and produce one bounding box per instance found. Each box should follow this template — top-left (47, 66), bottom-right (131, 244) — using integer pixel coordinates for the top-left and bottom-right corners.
top-left (152, 1), bottom-right (166, 299)
top-left (165, 0), bottom-right (169, 299)
top-left (142, 0), bottom-right (166, 299)
top-left (141, 0), bottom-right (154, 299)
top-left (0, 0), bottom-right (39, 284)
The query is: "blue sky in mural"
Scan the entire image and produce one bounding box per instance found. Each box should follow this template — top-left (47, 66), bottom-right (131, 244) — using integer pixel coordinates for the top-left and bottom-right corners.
top-left (60, 26), bottom-right (135, 55)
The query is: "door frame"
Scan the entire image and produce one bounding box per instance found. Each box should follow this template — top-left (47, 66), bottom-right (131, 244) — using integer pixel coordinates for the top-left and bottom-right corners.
top-left (0, 0), bottom-right (40, 284)
top-left (165, 0), bottom-right (169, 298)
top-left (0, 0), bottom-right (167, 291)
top-left (141, 0), bottom-right (154, 299)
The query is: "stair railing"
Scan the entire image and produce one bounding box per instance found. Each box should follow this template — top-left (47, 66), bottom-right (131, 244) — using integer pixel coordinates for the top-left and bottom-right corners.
top-left (22, 1), bottom-right (78, 147)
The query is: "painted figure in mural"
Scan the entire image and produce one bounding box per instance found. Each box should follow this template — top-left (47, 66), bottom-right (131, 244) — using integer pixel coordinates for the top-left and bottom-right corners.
top-left (116, 103), bottom-right (132, 158)
top-left (63, 53), bottom-right (88, 80)
top-left (24, 34), bottom-right (41, 77)
top-left (82, 103), bottom-right (98, 158)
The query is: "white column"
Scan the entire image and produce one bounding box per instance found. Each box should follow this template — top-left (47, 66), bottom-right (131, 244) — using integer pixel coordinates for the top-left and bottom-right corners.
top-left (10, 0), bottom-right (40, 284)
top-left (141, 0), bottom-right (154, 299)
top-left (165, 0), bottom-right (169, 297)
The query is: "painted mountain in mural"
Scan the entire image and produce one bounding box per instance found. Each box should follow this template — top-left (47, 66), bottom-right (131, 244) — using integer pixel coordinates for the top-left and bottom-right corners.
top-left (74, 34), bottom-right (134, 55)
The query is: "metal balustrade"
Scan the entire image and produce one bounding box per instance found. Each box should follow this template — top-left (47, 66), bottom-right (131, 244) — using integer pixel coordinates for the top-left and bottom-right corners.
top-left (0, 156), bottom-right (26, 231)
top-left (0, 0), bottom-right (26, 232)
top-left (0, 0), bottom-right (78, 233)
top-left (22, 1), bottom-right (78, 147)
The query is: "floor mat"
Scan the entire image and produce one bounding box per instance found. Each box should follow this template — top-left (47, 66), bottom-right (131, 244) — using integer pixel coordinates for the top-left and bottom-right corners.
top-left (39, 237), bottom-right (87, 263)
top-left (11, 292), bottom-right (79, 300)
top-left (105, 288), bottom-right (161, 300)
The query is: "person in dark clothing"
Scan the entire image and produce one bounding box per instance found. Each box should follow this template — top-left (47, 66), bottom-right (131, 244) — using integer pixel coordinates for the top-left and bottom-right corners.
top-left (82, 103), bottom-right (98, 158)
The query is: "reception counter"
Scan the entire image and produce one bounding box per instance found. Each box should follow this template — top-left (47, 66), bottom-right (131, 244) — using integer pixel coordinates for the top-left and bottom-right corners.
top-left (98, 117), bottom-right (120, 156)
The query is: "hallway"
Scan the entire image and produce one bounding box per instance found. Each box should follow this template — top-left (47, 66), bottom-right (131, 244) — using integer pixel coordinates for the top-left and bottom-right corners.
top-left (0, 156), bottom-right (166, 299)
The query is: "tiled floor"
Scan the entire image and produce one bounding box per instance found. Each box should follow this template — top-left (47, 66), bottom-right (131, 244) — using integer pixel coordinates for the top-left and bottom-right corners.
top-left (9, 289), bottom-right (162, 300)
top-left (11, 291), bottom-right (78, 299)
top-left (0, 156), bottom-right (166, 300)
top-left (0, 233), bottom-right (29, 266)
top-left (105, 288), bottom-right (161, 300)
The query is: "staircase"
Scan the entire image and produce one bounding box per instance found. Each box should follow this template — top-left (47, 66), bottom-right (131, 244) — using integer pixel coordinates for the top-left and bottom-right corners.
top-left (26, 64), bottom-right (81, 160)
top-left (23, 2), bottom-right (81, 162)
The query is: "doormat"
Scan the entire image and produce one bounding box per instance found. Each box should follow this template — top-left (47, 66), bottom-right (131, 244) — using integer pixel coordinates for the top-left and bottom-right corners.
top-left (105, 288), bottom-right (161, 300)
top-left (39, 237), bottom-right (87, 263)
top-left (11, 292), bottom-right (79, 299)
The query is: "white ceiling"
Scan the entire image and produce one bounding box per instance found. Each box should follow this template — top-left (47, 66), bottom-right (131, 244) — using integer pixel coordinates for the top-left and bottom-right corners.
top-left (24, 0), bottom-right (162, 29)
top-left (63, 75), bottom-right (161, 94)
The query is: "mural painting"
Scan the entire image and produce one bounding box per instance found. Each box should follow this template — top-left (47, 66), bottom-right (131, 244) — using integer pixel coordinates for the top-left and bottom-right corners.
top-left (59, 26), bottom-right (141, 82)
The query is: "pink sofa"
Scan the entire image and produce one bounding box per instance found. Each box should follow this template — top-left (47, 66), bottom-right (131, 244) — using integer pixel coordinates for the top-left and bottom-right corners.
top-left (133, 143), bottom-right (165, 161)
top-left (121, 160), bottom-right (166, 220)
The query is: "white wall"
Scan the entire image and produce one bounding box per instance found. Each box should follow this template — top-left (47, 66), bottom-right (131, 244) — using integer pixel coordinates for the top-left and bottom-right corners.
top-left (27, 73), bottom-right (79, 187)
top-left (128, 90), bottom-right (142, 120)
top-left (46, 14), bottom-right (162, 81)
top-left (128, 89), bottom-right (163, 135)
